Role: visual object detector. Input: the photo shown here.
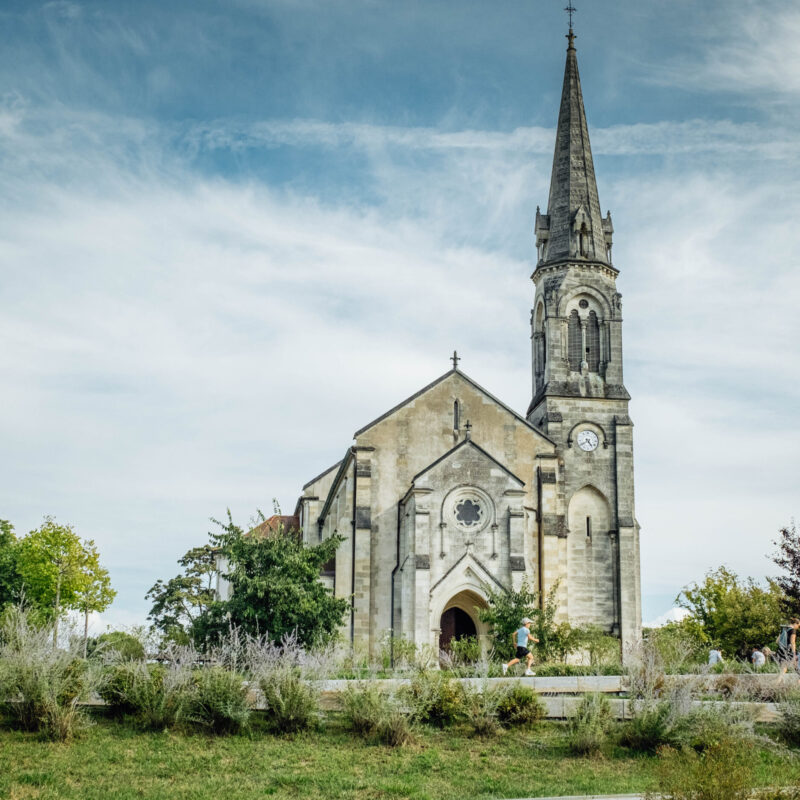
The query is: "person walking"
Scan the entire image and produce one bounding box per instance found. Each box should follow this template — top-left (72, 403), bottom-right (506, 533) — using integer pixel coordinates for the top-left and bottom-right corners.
top-left (708, 647), bottom-right (724, 666)
top-left (751, 647), bottom-right (766, 668)
top-left (778, 618), bottom-right (800, 674)
top-left (502, 618), bottom-right (539, 676)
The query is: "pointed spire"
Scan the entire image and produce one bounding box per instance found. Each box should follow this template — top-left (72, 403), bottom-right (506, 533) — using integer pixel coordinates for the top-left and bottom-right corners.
top-left (535, 29), bottom-right (612, 266)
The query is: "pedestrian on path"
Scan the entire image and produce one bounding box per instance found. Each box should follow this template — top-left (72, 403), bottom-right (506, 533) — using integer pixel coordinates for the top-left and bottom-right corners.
top-left (503, 618), bottom-right (539, 676)
top-left (778, 618), bottom-right (800, 675)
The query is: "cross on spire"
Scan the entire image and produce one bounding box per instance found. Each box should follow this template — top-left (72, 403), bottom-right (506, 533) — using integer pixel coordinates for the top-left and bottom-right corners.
top-left (564, 3), bottom-right (576, 28)
top-left (451, 350), bottom-right (460, 369)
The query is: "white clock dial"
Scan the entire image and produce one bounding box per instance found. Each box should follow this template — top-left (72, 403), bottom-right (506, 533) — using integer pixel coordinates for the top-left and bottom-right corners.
top-left (576, 430), bottom-right (599, 451)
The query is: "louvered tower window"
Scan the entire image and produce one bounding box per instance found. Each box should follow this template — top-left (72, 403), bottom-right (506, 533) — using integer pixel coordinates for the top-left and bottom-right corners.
top-left (568, 310), bottom-right (582, 371)
top-left (585, 311), bottom-right (600, 372)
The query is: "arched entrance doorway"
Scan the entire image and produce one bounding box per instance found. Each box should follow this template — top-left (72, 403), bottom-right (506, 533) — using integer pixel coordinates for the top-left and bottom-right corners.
top-left (439, 607), bottom-right (477, 653)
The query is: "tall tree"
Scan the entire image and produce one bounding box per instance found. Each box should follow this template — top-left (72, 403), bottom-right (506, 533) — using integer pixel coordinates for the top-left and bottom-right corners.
top-left (0, 519), bottom-right (21, 611)
top-left (676, 566), bottom-right (784, 658)
top-left (145, 544), bottom-right (218, 644)
top-left (74, 541), bottom-right (116, 657)
top-left (193, 510), bottom-right (348, 648)
top-left (16, 518), bottom-right (88, 645)
top-left (772, 522), bottom-right (800, 616)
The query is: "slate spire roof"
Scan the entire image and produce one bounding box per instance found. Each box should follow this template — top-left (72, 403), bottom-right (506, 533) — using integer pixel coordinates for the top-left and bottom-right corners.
top-left (535, 29), bottom-right (613, 267)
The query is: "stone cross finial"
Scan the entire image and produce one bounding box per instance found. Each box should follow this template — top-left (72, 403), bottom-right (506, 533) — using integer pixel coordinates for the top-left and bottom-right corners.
top-left (465, 420), bottom-right (472, 440)
top-left (451, 350), bottom-right (460, 369)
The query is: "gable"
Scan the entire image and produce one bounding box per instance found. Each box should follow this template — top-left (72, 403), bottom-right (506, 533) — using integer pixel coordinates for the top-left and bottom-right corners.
top-left (354, 369), bottom-right (555, 447)
top-left (411, 439), bottom-right (525, 488)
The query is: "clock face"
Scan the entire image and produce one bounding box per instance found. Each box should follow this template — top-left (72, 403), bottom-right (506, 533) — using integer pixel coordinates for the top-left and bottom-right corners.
top-left (576, 430), bottom-right (599, 451)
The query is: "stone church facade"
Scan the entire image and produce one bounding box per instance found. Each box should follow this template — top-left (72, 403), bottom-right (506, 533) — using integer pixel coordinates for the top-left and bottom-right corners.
top-left (295, 32), bottom-right (642, 659)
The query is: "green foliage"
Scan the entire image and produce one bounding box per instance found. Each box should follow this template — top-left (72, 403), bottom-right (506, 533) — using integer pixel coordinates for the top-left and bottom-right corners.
top-left (777, 691), bottom-right (800, 748)
top-left (258, 665), bottom-right (320, 733)
top-left (92, 631), bottom-right (147, 662)
top-left (621, 700), bottom-right (674, 753)
top-left (403, 671), bottom-right (463, 728)
top-left (74, 541), bottom-right (116, 656)
top-left (654, 738), bottom-right (755, 800)
top-left (99, 662), bottom-right (187, 730)
top-left (479, 578), bottom-right (575, 661)
top-left (567, 693), bottom-right (614, 756)
top-left (179, 667), bottom-right (251, 734)
top-left (0, 605), bottom-right (96, 740)
top-left (448, 635), bottom-right (481, 666)
top-left (339, 682), bottom-right (414, 746)
top-left (644, 618), bottom-right (707, 672)
top-left (676, 566), bottom-right (785, 659)
top-left (0, 519), bottom-right (21, 612)
top-left (572, 624), bottom-right (621, 667)
top-left (146, 544), bottom-right (218, 645)
top-left (496, 684), bottom-right (546, 728)
top-left (462, 683), bottom-right (503, 737)
top-left (15, 518), bottom-right (87, 635)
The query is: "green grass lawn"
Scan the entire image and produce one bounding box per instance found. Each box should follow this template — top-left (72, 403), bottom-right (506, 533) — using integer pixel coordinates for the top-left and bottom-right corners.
top-left (1, 717), bottom-right (798, 800)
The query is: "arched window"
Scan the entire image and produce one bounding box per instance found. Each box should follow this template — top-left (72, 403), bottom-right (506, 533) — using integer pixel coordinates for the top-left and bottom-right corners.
top-left (585, 311), bottom-right (600, 372)
top-left (453, 400), bottom-right (460, 431)
top-left (579, 223), bottom-right (589, 257)
top-left (568, 310), bottom-right (582, 371)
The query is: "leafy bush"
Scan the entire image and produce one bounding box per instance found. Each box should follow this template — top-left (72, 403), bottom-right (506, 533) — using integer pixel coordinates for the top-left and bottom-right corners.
top-left (462, 683), bottom-right (502, 737)
top-left (91, 631), bottom-right (146, 662)
top-left (496, 684), bottom-right (546, 728)
top-left (178, 667), bottom-right (251, 734)
top-left (777, 691), bottom-right (800, 748)
top-left (670, 703), bottom-right (756, 753)
top-left (339, 682), bottom-right (414, 746)
top-left (258, 665), bottom-right (320, 733)
top-left (0, 606), bottom-right (96, 740)
top-left (375, 707), bottom-right (415, 746)
top-left (567, 693), bottom-right (614, 756)
top-left (532, 662), bottom-right (621, 677)
top-left (403, 671), bottom-right (463, 728)
top-left (339, 682), bottom-right (386, 736)
top-left (653, 738), bottom-right (755, 800)
top-left (621, 700), bottom-right (673, 753)
top-left (99, 662), bottom-right (187, 729)
top-left (449, 636), bottom-right (481, 666)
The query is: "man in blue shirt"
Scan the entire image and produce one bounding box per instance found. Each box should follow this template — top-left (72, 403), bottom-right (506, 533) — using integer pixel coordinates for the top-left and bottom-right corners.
top-left (502, 618), bottom-right (539, 676)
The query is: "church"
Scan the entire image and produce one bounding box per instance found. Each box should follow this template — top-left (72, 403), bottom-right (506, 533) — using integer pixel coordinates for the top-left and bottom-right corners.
top-left (293, 29), bottom-right (642, 659)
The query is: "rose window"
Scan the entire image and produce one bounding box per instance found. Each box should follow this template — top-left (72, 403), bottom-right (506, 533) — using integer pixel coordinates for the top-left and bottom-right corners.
top-left (454, 499), bottom-right (482, 527)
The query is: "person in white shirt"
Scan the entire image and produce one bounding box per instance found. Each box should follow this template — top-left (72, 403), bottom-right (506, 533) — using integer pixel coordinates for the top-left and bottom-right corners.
top-left (751, 648), bottom-right (766, 668)
top-left (708, 647), bottom-right (724, 666)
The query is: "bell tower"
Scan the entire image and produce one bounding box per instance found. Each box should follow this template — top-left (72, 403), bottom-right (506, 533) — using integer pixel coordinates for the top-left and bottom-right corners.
top-left (527, 28), bottom-right (641, 649)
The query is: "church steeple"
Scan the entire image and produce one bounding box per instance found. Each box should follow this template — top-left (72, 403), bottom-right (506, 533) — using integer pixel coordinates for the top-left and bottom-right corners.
top-left (535, 29), bottom-right (613, 267)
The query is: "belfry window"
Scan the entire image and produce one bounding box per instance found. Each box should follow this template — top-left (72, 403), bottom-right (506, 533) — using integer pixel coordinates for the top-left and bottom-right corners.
top-left (585, 311), bottom-right (600, 372)
top-left (568, 310), bottom-right (582, 371)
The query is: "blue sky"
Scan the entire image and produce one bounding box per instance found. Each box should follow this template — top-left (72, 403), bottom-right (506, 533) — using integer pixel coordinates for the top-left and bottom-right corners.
top-left (1, 0), bottom-right (799, 631)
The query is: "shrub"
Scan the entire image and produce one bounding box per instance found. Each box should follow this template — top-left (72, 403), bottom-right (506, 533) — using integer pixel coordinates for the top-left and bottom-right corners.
top-left (340, 682), bottom-right (386, 736)
top-left (258, 665), bottom-right (320, 733)
top-left (99, 662), bottom-right (186, 730)
top-left (496, 684), bottom-right (546, 728)
top-left (449, 636), bottom-right (481, 666)
top-left (92, 631), bottom-right (146, 662)
top-left (403, 671), bottom-right (463, 728)
top-left (178, 667), bottom-right (250, 734)
top-left (652, 738), bottom-right (755, 800)
top-left (670, 703), bottom-right (756, 753)
top-left (621, 700), bottom-right (673, 753)
top-left (375, 708), bottom-right (415, 746)
top-left (777, 691), bottom-right (800, 748)
top-left (339, 682), bottom-right (414, 746)
top-left (462, 683), bottom-right (502, 737)
top-left (567, 693), bottom-right (614, 756)
top-left (0, 606), bottom-right (96, 740)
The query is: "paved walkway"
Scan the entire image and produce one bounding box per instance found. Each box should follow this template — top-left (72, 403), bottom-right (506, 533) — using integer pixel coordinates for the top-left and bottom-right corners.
top-left (512, 795), bottom-right (643, 800)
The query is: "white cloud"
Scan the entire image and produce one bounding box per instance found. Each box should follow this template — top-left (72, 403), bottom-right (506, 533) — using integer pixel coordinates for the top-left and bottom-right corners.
top-left (1, 93), bottom-right (798, 627)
